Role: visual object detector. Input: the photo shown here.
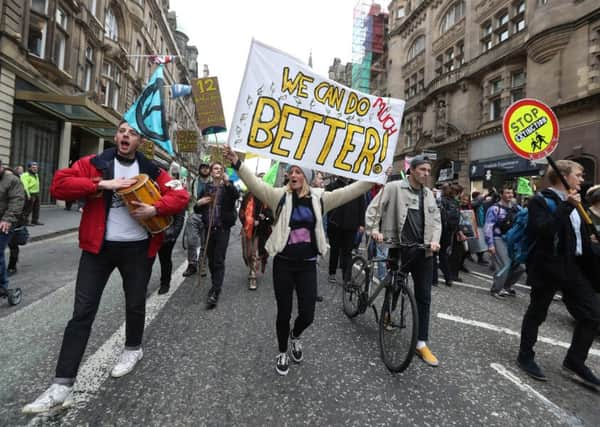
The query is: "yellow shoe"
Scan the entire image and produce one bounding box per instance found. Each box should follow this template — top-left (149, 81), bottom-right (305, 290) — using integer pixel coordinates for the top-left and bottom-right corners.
top-left (416, 345), bottom-right (439, 367)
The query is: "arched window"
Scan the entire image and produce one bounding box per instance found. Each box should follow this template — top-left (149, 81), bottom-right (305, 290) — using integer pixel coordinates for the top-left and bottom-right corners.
top-left (440, 1), bottom-right (465, 34)
top-left (104, 7), bottom-right (119, 41)
top-left (407, 35), bottom-right (425, 61)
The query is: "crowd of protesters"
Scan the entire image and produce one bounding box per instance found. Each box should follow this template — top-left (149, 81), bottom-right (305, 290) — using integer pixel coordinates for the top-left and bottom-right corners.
top-left (9, 130), bottom-right (600, 414)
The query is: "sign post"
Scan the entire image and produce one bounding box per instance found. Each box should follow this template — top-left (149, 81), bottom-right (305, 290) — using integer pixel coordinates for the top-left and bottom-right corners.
top-left (503, 98), bottom-right (596, 231)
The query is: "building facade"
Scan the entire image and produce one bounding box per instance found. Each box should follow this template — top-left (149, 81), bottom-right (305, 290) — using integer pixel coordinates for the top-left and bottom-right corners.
top-left (0, 0), bottom-right (200, 203)
top-left (386, 0), bottom-right (600, 192)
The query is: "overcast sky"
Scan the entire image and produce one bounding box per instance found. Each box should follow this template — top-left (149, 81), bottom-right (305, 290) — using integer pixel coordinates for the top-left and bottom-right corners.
top-left (170, 0), bottom-right (360, 138)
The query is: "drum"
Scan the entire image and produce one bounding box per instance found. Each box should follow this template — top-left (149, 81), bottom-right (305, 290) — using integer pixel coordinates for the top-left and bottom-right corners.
top-left (117, 174), bottom-right (173, 234)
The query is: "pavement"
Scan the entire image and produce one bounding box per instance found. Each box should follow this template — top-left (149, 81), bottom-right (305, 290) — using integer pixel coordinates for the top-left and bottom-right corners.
top-left (1, 222), bottom-right (599, 426)
top-left (27, 206), bottom-right (83, 242)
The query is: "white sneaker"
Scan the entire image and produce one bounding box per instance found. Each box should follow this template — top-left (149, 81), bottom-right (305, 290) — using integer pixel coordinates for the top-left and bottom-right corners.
top-left (110, 348), bottom-right (143, 378)
top-left (22, 384), bottom-right (73, 414)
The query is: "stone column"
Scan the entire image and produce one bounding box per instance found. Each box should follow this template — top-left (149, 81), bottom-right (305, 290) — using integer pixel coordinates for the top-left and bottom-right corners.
top-left (56, 121), bottom-right (72, 207)
top-left (0, 67), bottom-right (16, 163)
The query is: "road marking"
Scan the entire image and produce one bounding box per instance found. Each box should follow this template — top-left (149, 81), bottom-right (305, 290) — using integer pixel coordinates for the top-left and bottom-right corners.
top-left (437, 313), bottom-right (600, 357)
top-left (490, 363), bottom-right (583, 426)
top-left (28, 261), bottom-right (188, 426)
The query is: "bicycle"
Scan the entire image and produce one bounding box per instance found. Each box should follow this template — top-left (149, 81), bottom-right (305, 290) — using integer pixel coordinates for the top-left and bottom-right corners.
top-left (342, 242), bottom-right (427, 373)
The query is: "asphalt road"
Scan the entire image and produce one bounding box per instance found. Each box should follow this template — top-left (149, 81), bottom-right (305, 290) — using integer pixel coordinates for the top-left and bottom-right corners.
top-left (1, 228), bottom-right (599, 426)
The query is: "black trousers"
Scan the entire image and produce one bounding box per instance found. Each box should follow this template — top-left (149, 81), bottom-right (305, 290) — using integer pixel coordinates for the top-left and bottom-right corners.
top-left (273, 256), bottom-right (317, 352)
top-left (7, 235), bottom-right (18, 270)
top-left (158, 240), bottom-right (176, 286)
top-left (206, 227), bottom-right (231, 291)
top-left (519, 267), bottom-right (600, 368)
top-left (389, 247), bottom-right (434, 341)
top-left (328, 226), bottom-right (355, 282)
top-left (24, 193), bottom-right (41, 223)
top-left (438, 230), bottom-right (455, 281)
top-left (55, 240), bottom-right (153, 380)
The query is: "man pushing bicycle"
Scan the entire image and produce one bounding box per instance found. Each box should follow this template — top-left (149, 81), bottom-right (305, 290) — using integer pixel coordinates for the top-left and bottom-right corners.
top-left (365, 156), bottom-right (442, 367)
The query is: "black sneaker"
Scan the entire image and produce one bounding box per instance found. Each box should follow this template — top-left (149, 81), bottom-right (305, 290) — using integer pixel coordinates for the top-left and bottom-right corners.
top-left (206, 288), bottom-right (219, 308)
top-left (276, 353), bottom-right (289, 376)
top-left (316, 295), bottom-right (323, 302)
top-left (158, 285), bottom-right (170, 295)
top-left (182, 264), bottom-right (197, 277)
top-left (517, 356), bottom-right (547, 381)
top-left (562, 359), bottom-right (600, 391)
top-left (491, 289), bottom-right (509, 299)
top-left (506, 288), bottom-right (517, 297)
top-left (290, 335), bottom-right (303, 363)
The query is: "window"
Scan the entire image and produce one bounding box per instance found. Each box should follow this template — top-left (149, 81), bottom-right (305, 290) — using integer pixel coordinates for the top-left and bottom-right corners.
top-left (495, 11), bottom-right (510, 44)
top-left (405, 68), bottom-right (424, 99)
top-left (489, 97), bottom-right (502, 121)
top-left (538, 0), bottom-right (548, 5)
top-left (89, 0), bottom-right (98, 16)
top-left (28, 0), bottom-right (48, 57)
top-left (52, 7), bottom-right (68, 70)
top-left (31, 0), bottom-right (47, 14)
top-left (511, 88), bottom-right (525, 102)
top-left (456, 41), bottom-right (465, 65)
top-left (407, 35), bottom-right (425, 61)
top-left (405, 119), bottom-right (413, 147)
top-left (439, 1), bottom-right (465, 34)
top-left (104, 7), bottom-right (118, 41)
top-left (444, 48), bottom-right (455, 73)
top-left (83, 46), bottom-right (94, 91)
top-left (511, 70), bottom-right (526, 87)
top-left (435, 54), bottom-right (443, 76)
top-left (481, 21), bottom-right (493, 52)
top-left (490, 78), bottom-right (503, 94)
top-left (396, 6), bottom-right (405, 20)
top-left (134, 40), bottom-right (142, 72)
top-left (101, 62), bottom-right (122, 110)
top-left (513, 1), bottom-right (526, 32)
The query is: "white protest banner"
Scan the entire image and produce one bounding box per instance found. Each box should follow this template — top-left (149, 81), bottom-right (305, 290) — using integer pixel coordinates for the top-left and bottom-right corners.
top-left (228, 39), bottom-right (405, 184)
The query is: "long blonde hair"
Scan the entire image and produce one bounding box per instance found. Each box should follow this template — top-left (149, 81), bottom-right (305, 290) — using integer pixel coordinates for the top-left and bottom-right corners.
top-left (285, 180), bottom-right (311, 198)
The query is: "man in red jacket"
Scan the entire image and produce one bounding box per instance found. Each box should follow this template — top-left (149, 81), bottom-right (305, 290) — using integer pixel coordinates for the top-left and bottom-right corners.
top-left (23, 121), bottom-right (189, 414)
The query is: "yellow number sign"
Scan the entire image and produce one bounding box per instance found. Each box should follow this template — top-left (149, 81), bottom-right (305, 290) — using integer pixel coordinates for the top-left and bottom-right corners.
top-left (502, 98), bottom-right (559, 160)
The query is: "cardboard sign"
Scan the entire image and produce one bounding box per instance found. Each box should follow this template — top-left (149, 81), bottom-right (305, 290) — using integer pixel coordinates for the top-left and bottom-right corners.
top-left (502, 98), bottom-right (559, 160)
top-left (140, 139), bottom-right (154, 159)
top-left (191, 77), bottom-right (227, 136)
top-left (175, 130), bottom-right (199, 153)
top-left (228, 40), bottom-right (405, 184)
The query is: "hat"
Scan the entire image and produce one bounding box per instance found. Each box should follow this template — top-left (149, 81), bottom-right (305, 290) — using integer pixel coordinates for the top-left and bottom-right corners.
top-left (285, 164), bottom-right (314, 183)
top-left (586, 184), bottom-right (600, 204)
top-left (27, 161), bottom-right (38, 168)
top-left (409, 155), bottom-right (432, 169)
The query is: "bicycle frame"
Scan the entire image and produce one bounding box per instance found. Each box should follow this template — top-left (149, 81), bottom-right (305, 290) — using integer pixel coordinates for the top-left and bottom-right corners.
top-left (359, 257), bottom-right (407, 323)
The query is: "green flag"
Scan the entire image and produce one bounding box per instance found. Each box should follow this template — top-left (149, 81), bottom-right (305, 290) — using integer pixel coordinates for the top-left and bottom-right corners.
top-left (262, 161), bottom-right (280, 186)
top-left (517, 177), bottom-right (533, 196)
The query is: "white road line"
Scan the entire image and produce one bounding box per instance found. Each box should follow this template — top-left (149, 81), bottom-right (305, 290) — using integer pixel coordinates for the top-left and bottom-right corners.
top-left (28, 261), bottom-right (188, 426)
top-left (437, 313), bottom-right (600, 357)
top-left (440, 279), bottom-right (487, 292)
top-left (490, 363), bottom-right (583, 427)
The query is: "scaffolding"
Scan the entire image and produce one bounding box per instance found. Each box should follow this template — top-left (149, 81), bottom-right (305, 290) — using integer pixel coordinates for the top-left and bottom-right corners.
top-left (352, 1), bottom-right (386, 94)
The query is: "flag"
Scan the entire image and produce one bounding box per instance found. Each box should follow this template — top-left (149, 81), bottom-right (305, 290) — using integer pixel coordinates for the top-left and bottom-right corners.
top-left (123, 65), bottom-right (173, 154)
top-left (171, 84), bottom-right (192, 98)
top-left (262, 161), bottom-right (279, 186)
top-left (517, 177), bottom-right (533, 195)
top-left (149, 55), bottom-right (174, 64)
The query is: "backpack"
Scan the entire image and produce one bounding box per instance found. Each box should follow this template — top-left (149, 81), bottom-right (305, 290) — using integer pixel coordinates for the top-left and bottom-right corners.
top-left (496, 204), bottom-right (520, 234)
top-left (503, 196), bottom-right (556, 264)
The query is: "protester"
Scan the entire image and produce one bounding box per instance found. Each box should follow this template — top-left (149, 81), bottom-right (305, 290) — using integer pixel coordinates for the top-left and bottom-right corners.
top-left (182, 162), bottom-right (211, 277)
top-left (21, 161), bottom-right (43, 226)
top-left (14, 165), bottom-right (24, 177)
top-left (586, 185), bottom-right (600, 233)
top-left (326, 176), bottom-right (366, 285)
top-left (0, 160), bottom-right (25, 302)
top-left (469, 191), bottom-right (490, 266)
top-left (7, 172), bottom-right (28, 276)
top-left (239, 174), bottom-right (274, 290)
top-left (366, 156), bottom-right (442, 367)
top-left (311, 171), bottom-right (325, 302)
top-left (197, 161), bottom-right (239, 308)
top-left (22, 120), bottom-right (189, 414)
top-left (156, 172), bottom-right (187, 295)
top-left (484, 185), bottom-right (524, 298)
top-left (224, 146), bottom-right (373, 376)
top-left (517, 160), bottom-right (600, 391)
top-left (438, 183), bottom-right (460, 286)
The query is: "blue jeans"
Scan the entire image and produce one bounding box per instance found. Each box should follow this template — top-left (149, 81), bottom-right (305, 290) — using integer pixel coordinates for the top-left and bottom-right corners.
top-left (0, 230), bottom-right (13, 290)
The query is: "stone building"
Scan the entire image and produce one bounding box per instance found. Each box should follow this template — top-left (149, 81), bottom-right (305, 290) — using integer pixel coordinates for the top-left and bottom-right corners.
top-left (0, 0), bottom-right (200, 203)
top-left (386, 0), bottom-right (600, 191)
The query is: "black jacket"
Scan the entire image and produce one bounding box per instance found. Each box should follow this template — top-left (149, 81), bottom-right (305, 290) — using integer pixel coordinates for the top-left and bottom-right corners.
top-left (199, 182), bottom-right (239, 228)
top-left (526, 189), bottom-right (595, 288)
top-left (325, 179), bottom-right (365, 231)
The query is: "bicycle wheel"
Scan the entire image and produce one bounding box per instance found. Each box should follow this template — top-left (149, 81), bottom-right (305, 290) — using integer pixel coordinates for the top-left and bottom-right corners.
top-left (378, 278), bottom-right (418, 373)
top-left (342, 256), bottom-right (367, 318)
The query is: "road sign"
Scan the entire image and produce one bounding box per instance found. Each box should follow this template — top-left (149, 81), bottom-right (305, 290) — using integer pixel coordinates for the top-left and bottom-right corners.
top-left (502, 98), bottom-right (559, 160)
